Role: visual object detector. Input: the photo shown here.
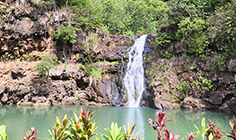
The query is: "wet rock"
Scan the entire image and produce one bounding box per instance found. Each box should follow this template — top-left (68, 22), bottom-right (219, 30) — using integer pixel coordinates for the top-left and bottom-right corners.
top-left (62, 97), bottom-right (80, 105)
top-left (228, 59), bottom-right (236, 72)
top-left (31, 96), bottom-right (47, 103)
top-left (182, 97), bottom-right (206, 110)
top-left (1, 93), bottom-right (8, 103)
top-left (203, 92), bottom-right (225, 105)
top-left (228, 97), bottom-right (236, 113)
top-left (93, 76), bottom-right (124, 106)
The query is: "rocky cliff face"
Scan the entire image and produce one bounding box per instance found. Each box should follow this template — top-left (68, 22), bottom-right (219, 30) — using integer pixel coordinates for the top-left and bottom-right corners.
top-left (144, 36), bottom-right (236, 114)
top-left (1, 0), bottom-right (236, 114)
top-left (0, 0), bottom-right (136, 107)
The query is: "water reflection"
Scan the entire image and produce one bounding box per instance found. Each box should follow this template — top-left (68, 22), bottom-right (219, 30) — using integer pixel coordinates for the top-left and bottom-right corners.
top-left (0, 105), bottom-right (233, 140)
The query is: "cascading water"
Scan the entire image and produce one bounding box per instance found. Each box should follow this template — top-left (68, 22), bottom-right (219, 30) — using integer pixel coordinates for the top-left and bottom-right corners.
top-left (124, 35), bottom-right (147, 107)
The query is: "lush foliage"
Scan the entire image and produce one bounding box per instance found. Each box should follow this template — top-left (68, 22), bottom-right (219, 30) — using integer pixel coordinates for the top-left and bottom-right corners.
top-left (70, 108), bottom-right (96, 139)
top-left (53, 26), bottom-right (77, 44)
top-left (62, 0), bottom-right (168, 35)
top-left (102, 121), bottom-right (142, 140)
top-left (102, 122), bottom-right (124, 140)
top-left (47, 107), bottom-right (96, 140)
top-left (206, 119), bottom-right (223, 139)
top-left (153, 0), bottom-right (236, 62)
top-left (48, 115), bottom-right (70, 140)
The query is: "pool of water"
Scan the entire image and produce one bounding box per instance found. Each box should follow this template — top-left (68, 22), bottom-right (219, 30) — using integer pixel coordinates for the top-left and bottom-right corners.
top-left (0, 105), bottom-right (233, 140)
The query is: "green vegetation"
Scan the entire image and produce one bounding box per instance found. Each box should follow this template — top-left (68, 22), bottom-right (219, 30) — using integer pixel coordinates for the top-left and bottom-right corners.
top-left (193, 73), bottom-right (213, 91)
top-left (67, 0), bottom-right (167, 34)
top-left (176, 79), bottom-right (191, 100)
top-left (0, 52), bottom-right (14, 61)
top-left (78, 54), bottom-right (104, 81)
top-left (33, 54), bottom-right (61, 81)
top-left (0, 125), bottom-right (8, 140)
top-left (193, 118), bottom-right (210, 140)
top-left (152, 0), bottom-right (236, 61)
top-left (102, 122), bottom-right (124, 140)
top-left (53, 26), bottom-right (77, 44)
top-left (0, 4), bottom-right (7, 27)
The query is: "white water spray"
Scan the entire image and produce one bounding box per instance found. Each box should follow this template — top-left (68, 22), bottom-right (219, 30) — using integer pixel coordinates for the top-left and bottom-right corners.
top-left (124, 35), bottom-right (147, 107)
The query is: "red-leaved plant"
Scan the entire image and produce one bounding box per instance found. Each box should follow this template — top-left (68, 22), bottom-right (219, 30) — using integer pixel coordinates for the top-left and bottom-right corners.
top-left (206, 119), bottom-right (223, 139)
top-left (23, 127), bottom-right (40, 140)
top-left (225, 119), bottom-right (236, 140)
top-left (186, 132), bottom-right (197, 140)
top-left (164, 129), bottom-right (180, 140)
top-left (149, 110), bottom-right (179, 140)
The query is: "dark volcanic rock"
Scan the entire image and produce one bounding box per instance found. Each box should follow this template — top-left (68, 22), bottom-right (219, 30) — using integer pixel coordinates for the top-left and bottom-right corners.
top-left (228, 97), bottom-right (236, 114)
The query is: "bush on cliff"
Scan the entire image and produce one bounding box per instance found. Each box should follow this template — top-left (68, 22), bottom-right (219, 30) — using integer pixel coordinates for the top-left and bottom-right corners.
top-left (34, 54), bottom-right (61, 82)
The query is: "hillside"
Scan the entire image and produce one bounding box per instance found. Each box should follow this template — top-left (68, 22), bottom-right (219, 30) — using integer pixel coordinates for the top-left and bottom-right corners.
top-left (0, 0), bottom-right (236, 114)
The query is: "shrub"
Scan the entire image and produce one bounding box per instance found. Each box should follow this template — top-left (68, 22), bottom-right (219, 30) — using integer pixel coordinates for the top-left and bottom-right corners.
top-left (193, 73), bottom-right (213, 91)
top-left (176, 79), bottom-right (191, 100)
top-left (177, 17), bottom-right (209, 55)
top-left (34, 54), bottom-right (61, 81)
top-left (102, 121), bottom-right (142, 140)
top-left (70, 108), bottom-right (96, 139)
top-left (149, 110), bottom-right (179, 140)
top-left (48, 115), bottom-right (70, 140)
top-left (207, 0), bottom-right (236, 60)
top-left (53, 26), bottom-right (77, 44)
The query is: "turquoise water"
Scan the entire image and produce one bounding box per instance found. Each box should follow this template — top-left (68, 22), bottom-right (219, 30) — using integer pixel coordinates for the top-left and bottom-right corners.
top-left (0, 105), bottom-right (233, 140)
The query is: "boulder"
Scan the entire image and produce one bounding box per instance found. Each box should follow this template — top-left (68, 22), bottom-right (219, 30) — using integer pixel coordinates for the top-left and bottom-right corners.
top-left (62, 97), bottom-right (80, 105)
top-left (228, 59), bottom-right (236, 72)
top-left (14, 17), bottom-right (35, 36)
top-left (227, 97), bottom-right (236, 113)
top-left (203, 92), bottom-right (225, 105)
top-left (182, 96), bottom-right (206, 110)
top-left (93, 76), bottom-right (124, 106)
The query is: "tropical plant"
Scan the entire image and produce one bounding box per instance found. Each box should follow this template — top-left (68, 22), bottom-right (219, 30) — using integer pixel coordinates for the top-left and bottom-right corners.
top-left (102, 122), bottom-right (124, 140)
top-left (225, 119), bottom-right (236, 139)
top-left (186, 132), bottom-right (197, 140)
top-left (48, 115), bottom-right (71, 140)
top-left (149, 110), bottom-right (179, 140)
top-left (0, 125), bottom-right (8, 140)
top-left (164, 129), bottom-right (180, 140)
top-left (123, 121), bottom-right (141, 140)
top-left (206, 119), bottom-right (223, 139)
top-left (23, 127), bottom-right (40, 140)
top-left (193, 73), bottom-right (213, 91)
top-left (193, 118), bottom-right (210, 140)
top-left (70, 108), bottom-right (96, 140)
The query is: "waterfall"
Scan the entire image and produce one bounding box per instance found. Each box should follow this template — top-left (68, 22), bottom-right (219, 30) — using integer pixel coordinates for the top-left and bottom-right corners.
top-left (124, 35), bottom-right (147, 107)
